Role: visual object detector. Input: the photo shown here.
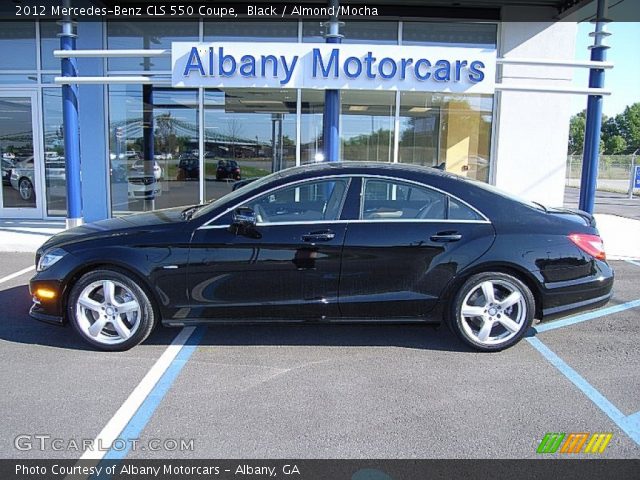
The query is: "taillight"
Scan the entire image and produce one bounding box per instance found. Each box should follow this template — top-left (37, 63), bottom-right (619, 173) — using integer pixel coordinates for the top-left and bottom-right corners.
top-left (568, 233), bottom-right (606, 260)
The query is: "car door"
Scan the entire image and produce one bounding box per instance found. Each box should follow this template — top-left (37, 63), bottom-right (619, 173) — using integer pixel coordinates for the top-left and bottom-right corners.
top-left (339, 176), bottom-right (496, 319)
top-left (187, 177), bottom-right (351, 320)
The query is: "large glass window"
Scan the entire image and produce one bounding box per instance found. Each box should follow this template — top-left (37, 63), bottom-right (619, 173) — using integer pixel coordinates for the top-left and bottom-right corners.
top-left (340, 90), bottom-right (395, 162)
top-left (402, 22), bottom-right (497, 48)
top-left (108, 85), bottom-right (199, 215)
top-left (107, 21), bottom-right (198, 71)
top-left (399, 93), bottom-right (493, 182)
top-left (42, 89), bottom-right (66, 216)
top-left (303, 22), bottom-right (398, 44)
top-left (204, 89), bottom-right (297, 202)
top-left (39, 21), bottom-right (61, 71)
top-left (204, 21), bottom-right (298, 42)
top-left (0, 21), bottom-right (36, 70)
top-left (300, 90), bottom-right (324, 164)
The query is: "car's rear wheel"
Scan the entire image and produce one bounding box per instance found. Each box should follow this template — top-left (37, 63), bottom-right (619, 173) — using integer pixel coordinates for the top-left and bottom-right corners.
top-left (19, 177), bottom-right (34, 201)
top-left (68, 269), bottom-right (156, 351)
top-left (450, 272), bottom-right (534, 351)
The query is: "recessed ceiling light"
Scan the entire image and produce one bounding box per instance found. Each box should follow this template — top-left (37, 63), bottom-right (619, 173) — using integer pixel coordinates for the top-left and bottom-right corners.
top-left (348, 105), bottom-right (368, 111)
top-left (409, 107), bottom-right (431, 113)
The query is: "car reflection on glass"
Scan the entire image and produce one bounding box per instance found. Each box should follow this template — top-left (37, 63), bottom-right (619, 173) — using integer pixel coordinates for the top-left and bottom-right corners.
top-left (127, 173), bottom-right (162, 199)
top-left (216, 159), bottom-right (241, 181)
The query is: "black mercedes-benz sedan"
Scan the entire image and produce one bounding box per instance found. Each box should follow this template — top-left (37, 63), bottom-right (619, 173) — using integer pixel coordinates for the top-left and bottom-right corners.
top-left (29, 162), bottom-right (613, 351)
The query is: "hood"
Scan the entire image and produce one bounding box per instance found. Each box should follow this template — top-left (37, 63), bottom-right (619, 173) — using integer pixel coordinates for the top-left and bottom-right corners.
top-left (39, 206), bottom-right (188, 252)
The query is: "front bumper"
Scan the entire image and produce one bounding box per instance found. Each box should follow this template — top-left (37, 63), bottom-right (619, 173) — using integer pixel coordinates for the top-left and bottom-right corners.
top-left (29, 278), bottom-right (66, 325)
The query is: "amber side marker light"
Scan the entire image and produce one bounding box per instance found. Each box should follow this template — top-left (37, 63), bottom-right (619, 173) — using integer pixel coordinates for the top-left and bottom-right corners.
top-left (35, 288), bottom-right (56, 300)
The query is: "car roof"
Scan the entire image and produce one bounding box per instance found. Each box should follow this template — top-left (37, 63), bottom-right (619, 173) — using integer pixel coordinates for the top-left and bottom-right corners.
top-left (273, 161), bottom-right (455, 182)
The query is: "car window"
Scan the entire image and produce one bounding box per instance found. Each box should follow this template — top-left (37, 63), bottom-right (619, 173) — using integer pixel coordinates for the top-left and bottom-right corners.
top-left (448, 197), bottom-right (484, 221)
top-left (361, 179), bottom-right (446, 220)
top-left (241, 178), bottom-right (349, 224)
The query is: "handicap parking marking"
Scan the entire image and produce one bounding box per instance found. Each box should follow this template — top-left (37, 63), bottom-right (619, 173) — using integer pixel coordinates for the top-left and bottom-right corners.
top-left (0, 265), bottom-right (34, 285)
top-left (80, 326), bottom-right (207, 462)
top-left (533, 298), bottom-right (640, 334)
top-left (526, 336), bottom-right (640, 446)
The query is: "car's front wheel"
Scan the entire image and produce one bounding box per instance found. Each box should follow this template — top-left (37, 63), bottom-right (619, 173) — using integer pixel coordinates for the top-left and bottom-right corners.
top-left (450, 272), bottom-right (535, 351)
top-left (68, 269), bottom-right (156, 351)
top-left (19, 177), bottom-right (34, 201)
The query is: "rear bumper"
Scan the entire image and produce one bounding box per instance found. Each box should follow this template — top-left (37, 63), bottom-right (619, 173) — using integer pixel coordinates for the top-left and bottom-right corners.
top-left (542, 291), bottom-right (612, 321)
top-left (540, 260), bottom-right (614, 321)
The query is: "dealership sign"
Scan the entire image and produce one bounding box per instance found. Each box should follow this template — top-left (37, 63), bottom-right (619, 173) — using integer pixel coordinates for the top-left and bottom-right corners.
top-left (172, 42), bottom-right (496, 94)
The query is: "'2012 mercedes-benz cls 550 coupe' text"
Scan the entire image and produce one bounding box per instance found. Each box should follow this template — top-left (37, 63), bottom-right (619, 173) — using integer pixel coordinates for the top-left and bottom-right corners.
top-left (30, 162), bottom-right (613, 351)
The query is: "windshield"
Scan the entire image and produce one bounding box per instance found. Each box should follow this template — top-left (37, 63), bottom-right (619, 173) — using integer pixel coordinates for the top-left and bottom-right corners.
top-left (191, 172), bottom-right (279, 220)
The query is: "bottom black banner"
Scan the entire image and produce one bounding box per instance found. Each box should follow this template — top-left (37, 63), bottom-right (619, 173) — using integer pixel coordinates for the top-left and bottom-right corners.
top-left (2, 459), bottom-right (639, 480)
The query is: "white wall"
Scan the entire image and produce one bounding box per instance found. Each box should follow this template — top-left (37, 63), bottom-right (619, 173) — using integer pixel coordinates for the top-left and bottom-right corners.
top-left (493, 8), bottom-right (577, 207)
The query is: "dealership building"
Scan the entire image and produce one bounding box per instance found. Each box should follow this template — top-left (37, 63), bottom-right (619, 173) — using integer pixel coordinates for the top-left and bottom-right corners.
top-left (0, 0), bottom-right (616, 223)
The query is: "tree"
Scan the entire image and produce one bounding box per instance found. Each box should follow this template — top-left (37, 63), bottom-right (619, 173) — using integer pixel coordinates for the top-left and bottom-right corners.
top-left (618, 103), bottom-right (640, 152)
top-left (568, 111), bottom-right (586, 154)
top-left (604, 135), bottom-right (627, 155)
top-left (568, 110), bottom-right (605, 154)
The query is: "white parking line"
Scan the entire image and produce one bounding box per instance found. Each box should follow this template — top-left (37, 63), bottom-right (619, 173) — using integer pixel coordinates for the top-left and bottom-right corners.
top-left (0, 265), bottom-right (35, 285)
top-left (80, 326), bottom-right (196, 460)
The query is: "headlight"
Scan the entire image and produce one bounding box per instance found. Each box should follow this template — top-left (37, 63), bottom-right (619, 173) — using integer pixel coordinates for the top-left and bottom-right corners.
top-left (36, 248), bottom-right (66, 272)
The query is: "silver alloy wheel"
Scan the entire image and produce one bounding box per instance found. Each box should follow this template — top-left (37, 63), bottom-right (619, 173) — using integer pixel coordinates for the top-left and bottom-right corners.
top-left (19, 178), bottom-right (33, 200)
top-left (459, 279), bottom-right (527, 346)
top-left (75, 279), bottom-right (142, 345)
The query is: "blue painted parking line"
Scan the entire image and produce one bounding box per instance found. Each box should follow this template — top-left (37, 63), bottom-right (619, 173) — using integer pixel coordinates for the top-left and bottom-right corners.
top-left (526, 336), bottom-right (640, 446)
top-left (626, 259), bottom-right (640, 267)
top-left (104, 325), bottom-right (207, 461)
top-left (534, 299), bottom-right (640, 334)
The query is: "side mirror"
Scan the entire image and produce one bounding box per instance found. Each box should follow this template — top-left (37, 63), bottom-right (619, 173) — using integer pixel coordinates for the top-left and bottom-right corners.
top-left (232, 206), bottom-right (257, 227)
top-left (230, 207), bottom-right (258, 236)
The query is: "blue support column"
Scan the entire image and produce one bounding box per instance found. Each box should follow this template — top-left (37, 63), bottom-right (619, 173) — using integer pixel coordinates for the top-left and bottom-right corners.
top-left (322, 0), bottom-right (342, 162)
top-left (578, 0), bottom-right (610, 214)
top-left (77, 19), bottom-right (109, 222)
top-left (59, 15), bottom-right (83, 228)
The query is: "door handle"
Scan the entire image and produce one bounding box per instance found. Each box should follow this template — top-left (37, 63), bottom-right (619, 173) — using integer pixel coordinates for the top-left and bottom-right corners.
top-left (302, 230), bottom-right (336, 242)
top-left (430, 231), bottom-right (462, 242)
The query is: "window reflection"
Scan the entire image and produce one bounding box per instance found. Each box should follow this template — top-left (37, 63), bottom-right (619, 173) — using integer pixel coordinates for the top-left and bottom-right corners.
top-left (107, 21), bottom-right (198, 71)
top-left (340, 90), bottom-right (395, 162)
top-left (303, 21), bottom-right (398, 44)
top-left (399, 92), bottom-right (493, 182)
top-left (402, 22), bottom-right (497, 48)
top-left (0, 21), bottom-right (36, 70)
top-left (42, 89), bottom-right (66, 216)
top-left (204, 21), bottom-right (298, 42)
top-left (300, 90), bottom-right (324, 164)
top-left (204, 89), bottom-right (297, 202)
top-left (1, 97), bottom-right (36, 208)
top-left (108, 86), bottom-right (199, 215)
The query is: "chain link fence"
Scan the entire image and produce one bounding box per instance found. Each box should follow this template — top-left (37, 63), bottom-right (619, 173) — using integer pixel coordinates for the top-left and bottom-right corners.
top-left (566, 154), bottom-right (639, 195)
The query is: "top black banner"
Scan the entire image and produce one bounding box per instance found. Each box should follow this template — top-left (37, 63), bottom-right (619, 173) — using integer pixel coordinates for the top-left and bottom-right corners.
top-left (2, 0), bottom-right (640, 22)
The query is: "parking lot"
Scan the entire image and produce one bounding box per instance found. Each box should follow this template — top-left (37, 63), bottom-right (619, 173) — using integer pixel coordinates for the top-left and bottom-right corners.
top-left (0, 253), bottom-right (638, 460)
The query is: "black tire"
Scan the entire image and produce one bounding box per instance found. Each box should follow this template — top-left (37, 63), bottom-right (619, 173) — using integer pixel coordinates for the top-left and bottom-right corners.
top-left (449, 272), bottom-right (535, 352)
top-left (67, 269), bottom-right (156, 351)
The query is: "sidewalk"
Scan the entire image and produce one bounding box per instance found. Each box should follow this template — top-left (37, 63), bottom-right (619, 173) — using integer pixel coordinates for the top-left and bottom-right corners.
top-left (0, 220), bottom-right (64, 254)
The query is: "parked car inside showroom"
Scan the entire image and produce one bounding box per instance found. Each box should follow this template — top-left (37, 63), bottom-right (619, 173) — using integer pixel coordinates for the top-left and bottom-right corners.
top-left (29, 162), bottom-right (613, 351)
